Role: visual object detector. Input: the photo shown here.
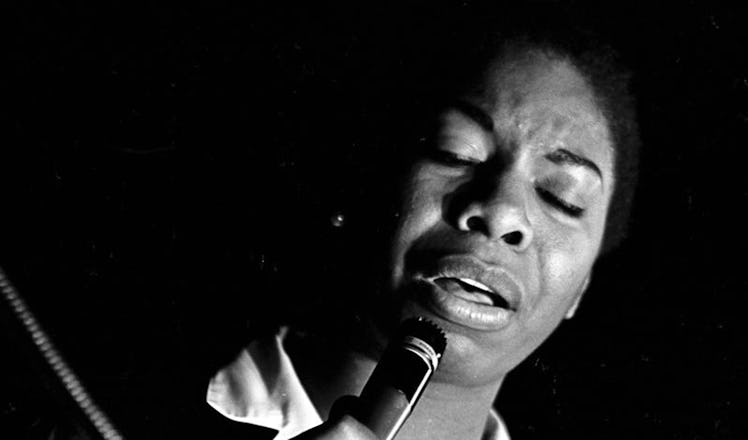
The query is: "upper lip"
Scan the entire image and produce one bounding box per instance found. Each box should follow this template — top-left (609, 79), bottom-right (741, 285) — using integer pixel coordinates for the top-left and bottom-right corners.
top-left (413, 254), bottom-right (523, 310)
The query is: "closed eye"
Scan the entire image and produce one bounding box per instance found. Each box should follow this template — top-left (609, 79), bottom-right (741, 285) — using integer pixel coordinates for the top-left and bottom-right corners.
top-left (536, 187), bottom-right (584, 217)
top-left (428, 149), bottom-right (480, 167)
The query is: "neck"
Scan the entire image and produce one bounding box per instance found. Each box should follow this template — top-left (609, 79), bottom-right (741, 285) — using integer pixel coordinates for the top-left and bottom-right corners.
top-left (285, 330), bottom-right (503, 440)
top-left (394, 378), bottom-right (503, 440)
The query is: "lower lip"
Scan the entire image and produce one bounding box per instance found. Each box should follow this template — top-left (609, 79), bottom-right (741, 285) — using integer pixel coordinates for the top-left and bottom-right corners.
top-left (415, 281), bottom-right (514, 331)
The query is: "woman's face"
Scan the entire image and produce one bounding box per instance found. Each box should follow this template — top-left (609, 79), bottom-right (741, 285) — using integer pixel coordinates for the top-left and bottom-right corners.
top-left (388, 51), bottom-right (615, 386)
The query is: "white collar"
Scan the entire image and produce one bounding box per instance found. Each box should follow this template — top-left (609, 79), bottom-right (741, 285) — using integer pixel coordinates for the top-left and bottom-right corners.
top-left (207, 328), bottom-right (510, 440)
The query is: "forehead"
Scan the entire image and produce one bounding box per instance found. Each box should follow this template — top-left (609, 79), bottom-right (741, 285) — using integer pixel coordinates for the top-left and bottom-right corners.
top-left (461, 51), bottom-right (614, 178)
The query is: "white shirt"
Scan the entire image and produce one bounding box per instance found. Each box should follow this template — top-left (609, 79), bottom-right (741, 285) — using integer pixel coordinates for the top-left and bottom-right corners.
top-left (207, 328), bottom-right (510, 440)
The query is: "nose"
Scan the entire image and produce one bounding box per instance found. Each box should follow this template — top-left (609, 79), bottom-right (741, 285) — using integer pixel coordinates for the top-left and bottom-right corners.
top-left (452, 174), bottom-right (534, 251)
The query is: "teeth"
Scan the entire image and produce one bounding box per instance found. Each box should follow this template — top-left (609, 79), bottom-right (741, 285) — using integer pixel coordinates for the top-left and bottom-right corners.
top-left (457, 278), bottom-right (493, 293)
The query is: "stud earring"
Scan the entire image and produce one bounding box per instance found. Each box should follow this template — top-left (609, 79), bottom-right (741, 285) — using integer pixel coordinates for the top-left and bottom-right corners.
top-left (330, 210), bottom-right (346, 228)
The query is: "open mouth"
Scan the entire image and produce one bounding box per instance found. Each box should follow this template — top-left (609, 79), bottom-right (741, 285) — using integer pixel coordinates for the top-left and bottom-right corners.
top-left (432, 277), bottom-right (511, 309)
top-left (406, 254), bottom-right (522, 330)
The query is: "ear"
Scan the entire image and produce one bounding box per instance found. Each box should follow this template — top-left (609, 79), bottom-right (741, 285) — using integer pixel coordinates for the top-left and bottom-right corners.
top-left (565, 275), bottom-right (591, 320)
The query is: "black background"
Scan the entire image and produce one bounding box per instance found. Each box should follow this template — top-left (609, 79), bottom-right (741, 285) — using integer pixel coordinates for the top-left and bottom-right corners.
top-left (3, 2), bottom-right (746, 439)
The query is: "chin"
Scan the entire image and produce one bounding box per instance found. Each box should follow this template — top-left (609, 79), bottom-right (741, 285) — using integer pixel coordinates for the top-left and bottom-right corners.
top-left (397, 298), bottom-right (523, 388)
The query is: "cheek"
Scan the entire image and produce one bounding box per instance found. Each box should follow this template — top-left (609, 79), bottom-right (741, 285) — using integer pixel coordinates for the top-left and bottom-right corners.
top-left (534, 196), bottom-right (608, 283)
top-left (532, 227), bottom-right (598, 313)
top-left (397, 172), bottom-right (445, 235)
top-left (543, 247), bottom-right (591, 294)
top-left (391, 174), bottom-right (445, 275)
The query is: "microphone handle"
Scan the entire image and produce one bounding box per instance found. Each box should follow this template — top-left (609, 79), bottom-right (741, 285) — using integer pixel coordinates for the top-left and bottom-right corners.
top-left (355, 334), bottom-right (441, 440)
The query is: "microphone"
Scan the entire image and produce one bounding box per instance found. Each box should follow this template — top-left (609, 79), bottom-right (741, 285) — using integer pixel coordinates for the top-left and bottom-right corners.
top-left (354, 317), bottom-right (447, 440)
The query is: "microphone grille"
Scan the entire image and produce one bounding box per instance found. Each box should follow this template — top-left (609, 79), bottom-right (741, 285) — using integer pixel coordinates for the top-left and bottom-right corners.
top-left (398, 317), bottom-right (447, 357)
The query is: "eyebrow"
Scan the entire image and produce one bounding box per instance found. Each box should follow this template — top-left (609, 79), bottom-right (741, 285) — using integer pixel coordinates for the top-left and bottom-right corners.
top-left (545, 149), bottom-right (603, 180)
top-left (451, 99), bottom-right (495, 132)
